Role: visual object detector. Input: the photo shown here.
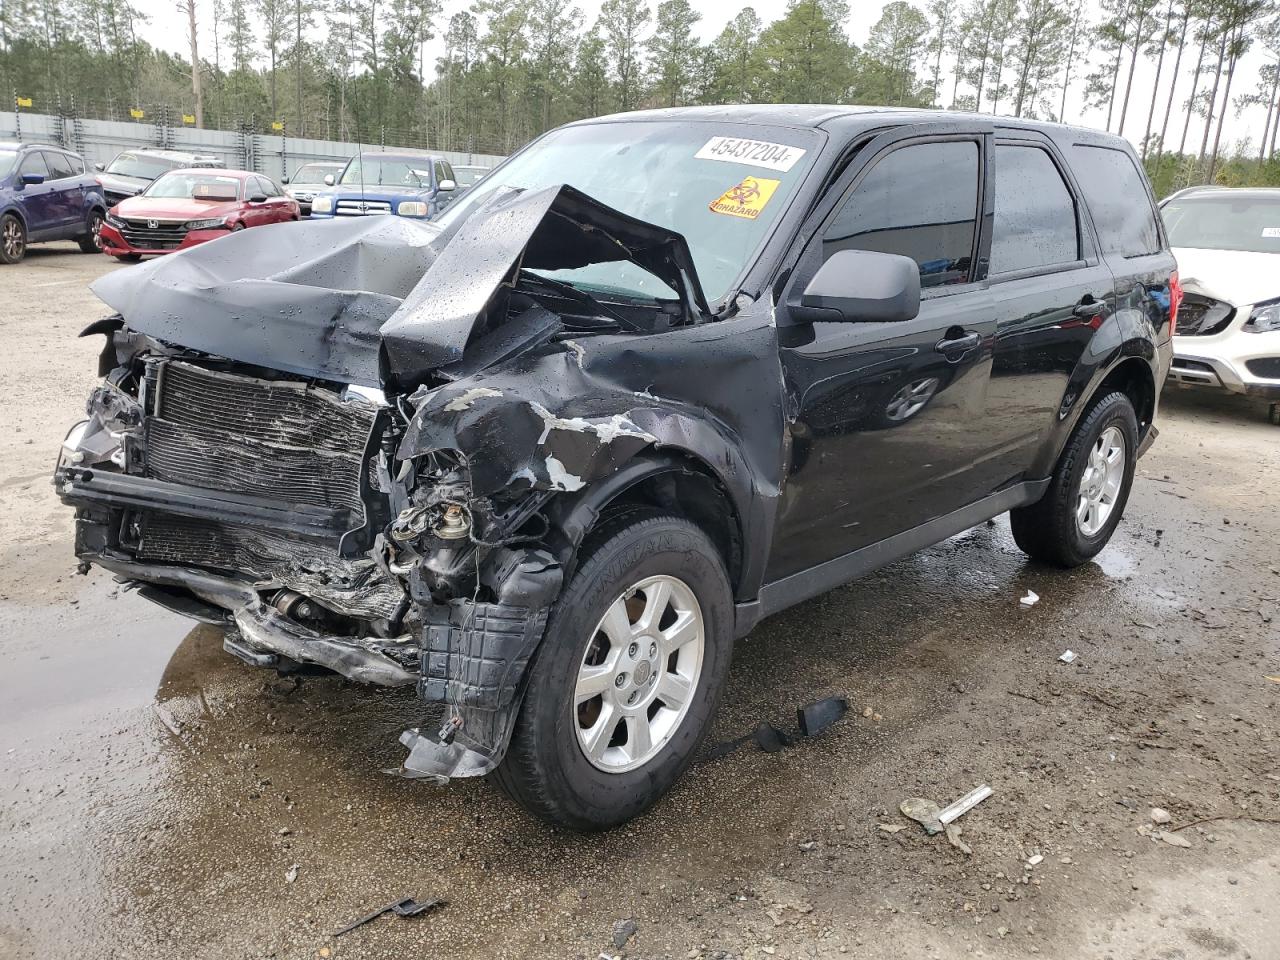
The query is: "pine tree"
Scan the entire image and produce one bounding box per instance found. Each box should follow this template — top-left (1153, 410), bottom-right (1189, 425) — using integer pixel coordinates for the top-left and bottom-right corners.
top-left (599, 0), bottom-right (651, 111)
top-left (857, 1), bottom-right (930, 106)
top-left (647, 0), bottom-right (701, 106)
top-left (1006, 0), bottom-right (1072, 117)
top-left (755, 0), bottom-right (855, 103)
top-left (707, 7), bottom-right (763, 104)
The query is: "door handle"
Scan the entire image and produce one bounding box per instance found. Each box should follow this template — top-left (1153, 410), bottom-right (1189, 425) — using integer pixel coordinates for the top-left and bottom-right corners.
top-left (1073, 298), bottom-right (1107, 319)
top-left (935, 330), bottom-right (981, 360)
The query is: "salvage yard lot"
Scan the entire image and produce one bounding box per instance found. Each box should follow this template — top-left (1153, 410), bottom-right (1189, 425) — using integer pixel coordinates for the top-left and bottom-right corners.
top-left (1, 245), bottom-right (1278, 960)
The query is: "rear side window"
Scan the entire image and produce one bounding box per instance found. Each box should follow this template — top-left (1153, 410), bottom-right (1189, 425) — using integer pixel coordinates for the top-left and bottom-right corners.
top-left (1069, 144), bottom-right (1161, 257)
top-left (823, 140), bottom-right (980, 288)
top-left (43, 151), bottom-right (76, 180)
top-left (991, 144), bottom-right (1079, 274)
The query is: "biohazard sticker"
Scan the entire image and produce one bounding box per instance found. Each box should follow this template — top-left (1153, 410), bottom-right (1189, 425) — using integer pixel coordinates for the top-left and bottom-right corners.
top-left (709, 177), bottom-right (781, 220)
top-left (696, 136), bottom-right (807, 172)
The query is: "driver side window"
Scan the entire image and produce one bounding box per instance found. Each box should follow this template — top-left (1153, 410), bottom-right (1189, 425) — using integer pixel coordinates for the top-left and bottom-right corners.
top-left (822, 140), bottom-right (982, 289)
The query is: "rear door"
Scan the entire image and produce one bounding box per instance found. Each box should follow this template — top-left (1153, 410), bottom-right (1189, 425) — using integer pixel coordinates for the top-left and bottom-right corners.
top-left (769, 122), bottom-right (1003, 579)
top-left (980, 130), bottom-right (1119, 482)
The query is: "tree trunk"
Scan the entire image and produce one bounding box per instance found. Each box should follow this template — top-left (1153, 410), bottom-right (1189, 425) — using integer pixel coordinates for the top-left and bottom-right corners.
top-left (1207, 22), bottom-right (1241, 181)
top-left (1197, 23), bottom-right (1228, 169)
top-left (1260, 64), bottom-right (1279, 161)
top-left (1177, 11), bottom-right (1210, 154)
top-left (1105, 0), bottom-right (1132, 130)
top-left (1118, 3), bottom-right (1149, 135)
top-left (295, 2), bottom-right (303, 137)
top-left (1154, 5), bottom-right (1188, 167)
top-left (1141, 0), bottom-right (1173, 157)
top-left (1059, 6), bottom-right (1081, 120)
top-left (186, 0), bottom-right (204, 127)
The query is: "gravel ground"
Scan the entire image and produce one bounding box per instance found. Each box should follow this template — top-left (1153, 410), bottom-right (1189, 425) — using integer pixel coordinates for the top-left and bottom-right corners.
top-left (1, 243), bottom-right (1278, 960)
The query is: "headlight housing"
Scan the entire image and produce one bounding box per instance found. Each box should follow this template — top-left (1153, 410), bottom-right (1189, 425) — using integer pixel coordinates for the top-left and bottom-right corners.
top-left (1244, 297), bottom-right (1280, 333)
top-left (397, 201), bottom-right (429, 218)
top-left (105, 214), bottom-right (125, 228)
top-left (311, 196), bottom-right (333, 214)
top-left (186, 215), bottom-right (229, 230)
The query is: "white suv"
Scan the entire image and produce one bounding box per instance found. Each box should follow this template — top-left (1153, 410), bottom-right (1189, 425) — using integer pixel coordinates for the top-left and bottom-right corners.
top-left (1161, 186), bottom-right (1280, 422)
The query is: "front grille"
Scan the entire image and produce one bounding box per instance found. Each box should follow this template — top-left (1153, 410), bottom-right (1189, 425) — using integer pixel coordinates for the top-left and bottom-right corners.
top-left (143, 360), bottom-right (377, 515)
top-left (119, 218), bottom-right (189, 250)
top-left (335, 199), bottom-right (392, 216)
top-left (1245, 357), bottom-right (1280, 379)
top-left (1175, 294), bottom-right (1235, 336)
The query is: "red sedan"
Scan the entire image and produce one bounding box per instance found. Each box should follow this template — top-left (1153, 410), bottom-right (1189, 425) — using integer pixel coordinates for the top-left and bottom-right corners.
top-left (100, 168), bottom-right (299, 261)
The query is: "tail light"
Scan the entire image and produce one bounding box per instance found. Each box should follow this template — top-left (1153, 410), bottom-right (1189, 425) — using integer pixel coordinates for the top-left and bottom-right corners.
top-left (1168, 271), bottom-right (1183, 336)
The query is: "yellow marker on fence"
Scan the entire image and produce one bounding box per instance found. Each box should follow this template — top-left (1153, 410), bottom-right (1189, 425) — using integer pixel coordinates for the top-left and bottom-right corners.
top-left (182, 114), bottom-right (195, 125)
top-left (15, 96), bottom-right (32, 108)
top-left (129, 108), bottom-right (145, 119)
top-left (272, 121), bottom-right (285, 131)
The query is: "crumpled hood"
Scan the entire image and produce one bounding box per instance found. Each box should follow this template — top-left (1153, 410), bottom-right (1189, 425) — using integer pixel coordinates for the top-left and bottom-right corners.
top-left (90, 184), bottom-right (709, 390)
top-left (1173, 247), bottom-right (1280, 307)
top-left (98, 172), bottom-right (150, 197)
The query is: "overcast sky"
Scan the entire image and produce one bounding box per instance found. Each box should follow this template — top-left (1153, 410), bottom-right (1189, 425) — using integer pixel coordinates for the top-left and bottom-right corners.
top-left (138, 0), bottom-right (1273, 153)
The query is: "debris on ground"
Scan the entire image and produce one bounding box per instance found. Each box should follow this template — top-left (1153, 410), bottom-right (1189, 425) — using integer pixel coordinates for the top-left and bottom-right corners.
top-left (1150, 807), bottom-right (1172, 824)
top-left (938, 785), bottom-right (993, 825)
top-left (1026, 854), bottom-right (1044, 867)
top-left (878, 823), bottom-right (906, 834)
top-left (285, 864), bottom-right (299, 883)
top-left (1265, 675), bottom-right (1280, 683)
top-left (796, 696), bottom-right (849, 737)
top-left (1137, 823), bottom-right (1193, 847)
top-left (901, 785), bottom-right (993, 838)
top-left (944, 824), bottom-right (972, 855)
top-left (332, 896), bottom-right (447, 937)
top-left (612, 918), bottom-right (638, 949)
top-left (1058, 649), bottom-right (1078, 664)
top-left (1020, 590), bottom-right (1040, 607)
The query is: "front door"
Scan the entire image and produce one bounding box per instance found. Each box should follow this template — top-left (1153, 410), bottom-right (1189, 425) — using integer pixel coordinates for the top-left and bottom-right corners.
top-left (768, 125), bottom-right (1002, 581)
top-left (15, 152), bottom-right (58, 241)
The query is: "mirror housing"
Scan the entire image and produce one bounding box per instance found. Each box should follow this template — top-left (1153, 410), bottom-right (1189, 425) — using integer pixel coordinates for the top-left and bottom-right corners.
top-left (323, 174), bottom-right (335, 186)
top-left (94, 161), bottom-right (105, 172)
top-left (20, 172), bottom-right (45, 186)
top-left (795, 249), bottom-right (921, 324)
top-left (248, 193), bottom-right (268, 203)
top-left (281, 175), bottom-right (290, 184)
top-left (437, 178), bottom-right (456, 192)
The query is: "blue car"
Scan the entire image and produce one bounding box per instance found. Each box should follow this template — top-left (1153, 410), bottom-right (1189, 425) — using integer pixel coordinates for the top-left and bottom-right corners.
top-left (0, 141), bottom-right (108, 264)
top-left (308, 151), bottom-right (457, 220)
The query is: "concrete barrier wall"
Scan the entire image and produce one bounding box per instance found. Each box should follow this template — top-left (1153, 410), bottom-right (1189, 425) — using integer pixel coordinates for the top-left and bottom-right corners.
top-left (0, 111), bottom-right (505, 178)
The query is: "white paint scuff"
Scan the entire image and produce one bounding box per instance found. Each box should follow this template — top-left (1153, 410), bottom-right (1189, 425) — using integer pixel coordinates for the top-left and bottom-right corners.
top-left (443, 386), bottom-right (503, 411)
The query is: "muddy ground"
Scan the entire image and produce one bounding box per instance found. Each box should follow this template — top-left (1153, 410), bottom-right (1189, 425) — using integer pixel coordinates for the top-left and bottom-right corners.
top-left (1, 244), bottom-right (1278, 960)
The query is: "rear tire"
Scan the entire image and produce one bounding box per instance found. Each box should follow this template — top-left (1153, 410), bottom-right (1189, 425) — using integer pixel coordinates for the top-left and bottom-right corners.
top-left (1010, 391), bottom-right (1139, 567)
top-left (494, 513), bottom-right (733, 831)
top-left (0, 213), bottom-right (26, 264)
top-left (77, 210), bottom-right (104, 253)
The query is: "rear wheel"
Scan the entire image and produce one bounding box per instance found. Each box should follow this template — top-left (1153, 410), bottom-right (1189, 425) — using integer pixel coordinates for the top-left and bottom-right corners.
top-left (77, 210), bottom-right (104, 253)
top-left (0, 213), bottom-right (26, 264)
top-left (1010, 391), bottom-right (1139, 567)
top-left (494, 513), bottom-right (733, 831)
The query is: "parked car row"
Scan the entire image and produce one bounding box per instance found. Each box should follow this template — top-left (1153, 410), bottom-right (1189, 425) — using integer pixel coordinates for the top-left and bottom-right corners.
top-left (3, 142), bottom-right (493, 265)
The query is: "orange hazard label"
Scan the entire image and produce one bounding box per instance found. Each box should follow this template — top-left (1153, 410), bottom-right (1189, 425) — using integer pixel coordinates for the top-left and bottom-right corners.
top-left (709, 177), bottom-right (780, 220)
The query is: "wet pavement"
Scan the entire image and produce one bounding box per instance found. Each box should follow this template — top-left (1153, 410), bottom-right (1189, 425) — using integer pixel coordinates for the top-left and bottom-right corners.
top-left (2, 249), bottom-right (1278, 959)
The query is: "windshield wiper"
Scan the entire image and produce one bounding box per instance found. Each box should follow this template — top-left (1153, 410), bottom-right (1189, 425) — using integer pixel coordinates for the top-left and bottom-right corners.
top-left (517, 270), bottom-right (641, 331)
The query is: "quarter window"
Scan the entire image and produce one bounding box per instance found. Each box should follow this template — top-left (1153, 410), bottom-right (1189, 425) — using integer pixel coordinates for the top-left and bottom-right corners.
top-left (1068, 144), bottom-right (1161, 258)
top-left (822, 140), bottom-right (981, 288)
top-left (991, 144), bottom-right (1079, 274)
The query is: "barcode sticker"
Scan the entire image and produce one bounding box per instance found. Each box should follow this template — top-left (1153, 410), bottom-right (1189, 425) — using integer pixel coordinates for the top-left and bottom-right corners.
top-left (695, 136), bottom-right (807, 173)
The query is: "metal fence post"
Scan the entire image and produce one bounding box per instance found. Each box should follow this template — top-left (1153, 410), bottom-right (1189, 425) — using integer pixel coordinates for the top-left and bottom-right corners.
top-left (12, 91), bottom-right (20, 142)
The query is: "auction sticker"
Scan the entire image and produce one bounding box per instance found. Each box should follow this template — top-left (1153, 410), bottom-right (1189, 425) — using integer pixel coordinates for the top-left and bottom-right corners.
top-left (1262, 227), bottom-right (1280, 238)
top-left (709, 177), bottom-right (781, 220)
top-left (696, 136), bottom-right (807, 172)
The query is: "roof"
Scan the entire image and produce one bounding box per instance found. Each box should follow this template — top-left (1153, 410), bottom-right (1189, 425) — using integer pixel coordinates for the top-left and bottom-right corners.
top-left (0, 140), bottom-right (71, 152)
top-left (1166, 185), bottom-right (1280, 199)
top-left (572, 103), bottom-right (1118, 144)
top-left (121, 148), bottom-right (218, 160)
top-left (166, 167), bottom-right (258, 179)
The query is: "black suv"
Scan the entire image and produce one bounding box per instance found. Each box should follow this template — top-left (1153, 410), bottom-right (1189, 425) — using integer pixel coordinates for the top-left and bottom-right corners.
top-left (56, 106), bottom-right (1175, 830)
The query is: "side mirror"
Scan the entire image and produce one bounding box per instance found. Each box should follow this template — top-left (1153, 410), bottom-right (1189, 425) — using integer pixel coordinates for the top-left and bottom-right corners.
top-left (795, 249), bottom-right (921, 324)
top-left (21, 172), bottom-right (45, 186)
top-left (248, 193), bottom-right (268, 203)
top-left (323, 174), bottom-right (335, 186)
top-left (94, 162), bottom-right (105, 172)
top-left (437, 178), bottom-right (456, 192)
top-left (281, 175), bottom-right (290, 184)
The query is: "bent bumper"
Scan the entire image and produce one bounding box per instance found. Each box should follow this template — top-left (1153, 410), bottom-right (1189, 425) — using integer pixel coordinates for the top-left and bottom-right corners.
top-left (1169, 333), bottom-right (1280, 399)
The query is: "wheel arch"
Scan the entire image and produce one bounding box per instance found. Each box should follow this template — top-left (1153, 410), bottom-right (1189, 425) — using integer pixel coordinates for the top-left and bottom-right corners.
top-left (543, 450), bottom-right (747, 600)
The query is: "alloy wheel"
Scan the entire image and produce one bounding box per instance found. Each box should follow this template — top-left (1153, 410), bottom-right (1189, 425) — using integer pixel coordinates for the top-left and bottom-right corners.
top-left (1076, 425), bottom-right (1125, 537)
top-left (2, 218), bottom-right (23, 260)
top-left (574, 574), bottom-right (704, 773)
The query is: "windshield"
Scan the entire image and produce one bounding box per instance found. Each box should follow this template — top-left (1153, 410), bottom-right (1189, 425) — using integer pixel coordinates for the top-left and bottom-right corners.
top-left (437, 121), bottom-right (820, 302)
top-left (455, 166), bottom-right (488, 187)
top-left (293, 162), bottom-right (341, 184)
top-left (0, 150), bottom-right (15, 179)
top-left (340, 157), bottom-right (431, 188)
top-left (144, 173), bottom-right (241, 201)
top-left (1163, 195), bottom-right (1280, 253)
top-left (105, 153), bottom-right (181, 181)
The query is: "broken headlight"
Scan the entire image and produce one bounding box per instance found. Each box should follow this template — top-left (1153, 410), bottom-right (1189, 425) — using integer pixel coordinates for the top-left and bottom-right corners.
top-left (1244, 297), bottom-right (1280, 333)
top-left (56, 418), bottom-right (124, 471)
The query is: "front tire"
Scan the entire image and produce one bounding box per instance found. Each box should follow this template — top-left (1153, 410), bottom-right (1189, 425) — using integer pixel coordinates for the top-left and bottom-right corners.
top-left (0, 213), bottom-right (26, 264)
top-left (1010, 391), bottom-right (1139, 567)
top-left (494, 513), bottom-right (733, 831)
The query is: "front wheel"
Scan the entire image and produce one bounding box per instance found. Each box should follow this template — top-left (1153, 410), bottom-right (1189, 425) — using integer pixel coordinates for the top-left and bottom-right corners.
top-left (0, 213), bottom-right (26, 264)
top-left (77, 210), bottom-right (104, 252)
top-left (494, 513), bottom-right (733, 830)
top-left (1010, 391), bottom-right (1139, 567)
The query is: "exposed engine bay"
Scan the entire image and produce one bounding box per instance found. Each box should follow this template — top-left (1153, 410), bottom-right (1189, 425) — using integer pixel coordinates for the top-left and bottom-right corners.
top-left (55, 183), bottom-right (783, 781)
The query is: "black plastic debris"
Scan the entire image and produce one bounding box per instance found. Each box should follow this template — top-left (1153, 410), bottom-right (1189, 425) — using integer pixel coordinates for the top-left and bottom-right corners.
top-left (332, 896), bottom-right (446, 937)
top-left (796, 696), bottom-right (849, 737)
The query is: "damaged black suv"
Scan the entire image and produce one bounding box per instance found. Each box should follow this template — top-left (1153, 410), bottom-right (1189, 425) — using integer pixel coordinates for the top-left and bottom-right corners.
top-left (56, 106), bottom-right (1176, 830)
